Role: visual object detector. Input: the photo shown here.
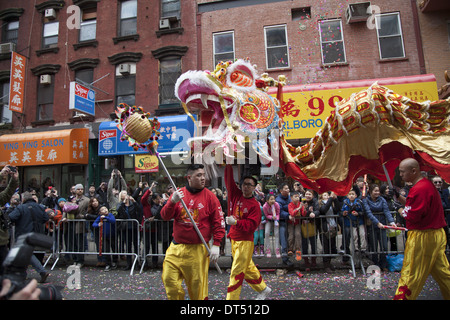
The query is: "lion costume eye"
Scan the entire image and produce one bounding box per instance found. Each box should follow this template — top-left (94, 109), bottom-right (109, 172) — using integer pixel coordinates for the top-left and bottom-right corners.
top-left (225, 59), bottom-right (257, 92)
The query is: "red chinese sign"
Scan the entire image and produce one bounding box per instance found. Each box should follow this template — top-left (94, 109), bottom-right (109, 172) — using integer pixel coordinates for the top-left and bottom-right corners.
top-left (9, 51), bottom-right (26, 114)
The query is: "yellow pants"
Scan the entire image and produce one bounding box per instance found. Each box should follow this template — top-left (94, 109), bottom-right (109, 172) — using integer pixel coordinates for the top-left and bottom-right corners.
top-left (226, 240), bottom-right (267, 300)
top-left (162, 242), bottom-right (209, 300)
top-left (394, 228), bottom-right (450, 300)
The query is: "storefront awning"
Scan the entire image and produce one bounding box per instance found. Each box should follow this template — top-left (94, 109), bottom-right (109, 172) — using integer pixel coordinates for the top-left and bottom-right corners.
top-left (0, 128), bottom-right (89, 166)
top-left (98, 114), bottom-right (196, 156)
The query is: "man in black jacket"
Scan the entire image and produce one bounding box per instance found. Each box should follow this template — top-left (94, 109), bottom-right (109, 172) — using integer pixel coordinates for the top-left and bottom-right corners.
top-left (117, 191), bottom-right (143, 270)
top-left (9, 192), bottom-right (50, 282)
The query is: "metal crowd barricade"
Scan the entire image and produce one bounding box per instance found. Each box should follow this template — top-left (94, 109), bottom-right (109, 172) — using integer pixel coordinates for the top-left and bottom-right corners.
top-left (363, 212), bottom-right (407, 273)
top-left (39, 210), bottom-right (442, 277)
top-left (140, 218), bottom-right (173, 273)
top-left (256, 210), bottom-right (411, 277)
top-left (259, 215), bottom-right (357, 276)
top-left (51, 218), bottom-right (141, 275)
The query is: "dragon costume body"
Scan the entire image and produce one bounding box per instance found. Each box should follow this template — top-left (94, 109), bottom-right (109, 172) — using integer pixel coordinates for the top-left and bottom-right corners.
top-left (174, 59), bottom-right (450, 195)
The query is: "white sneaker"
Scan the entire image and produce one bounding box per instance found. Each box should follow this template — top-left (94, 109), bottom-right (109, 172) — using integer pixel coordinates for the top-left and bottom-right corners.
top-left (255, 286), bottom-right (271, 300)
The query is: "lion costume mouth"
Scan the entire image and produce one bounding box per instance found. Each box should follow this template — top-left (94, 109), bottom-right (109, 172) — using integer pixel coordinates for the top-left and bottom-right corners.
top-left (174, 59), bottom-right (283, 167)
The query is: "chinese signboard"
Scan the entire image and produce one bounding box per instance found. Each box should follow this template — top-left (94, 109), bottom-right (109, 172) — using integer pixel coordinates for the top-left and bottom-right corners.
top-left (0, 128), bottom-right (89, 167)
top-left (271, 74), bottom-right (439, 140)
top-left (135, 154), bottom-right (159, 173)
top-left (9, 51), bottom-right (26, 113)
top-left (69, 81), bottom-right (95, 116)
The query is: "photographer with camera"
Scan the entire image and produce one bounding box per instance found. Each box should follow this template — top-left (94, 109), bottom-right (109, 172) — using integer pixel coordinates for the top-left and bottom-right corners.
top-left (41, 187), bottom-right (61, 211)
top-left (1, 278), bottom-right (41, 300)
top-left (107, 169), bottom-right (127, 217)
top-left (0, 165), bottom-right (20, 275)
top-left (0, 232), bottom-right (62, 300)
top-left (8, 191), bottom-right (50, 283)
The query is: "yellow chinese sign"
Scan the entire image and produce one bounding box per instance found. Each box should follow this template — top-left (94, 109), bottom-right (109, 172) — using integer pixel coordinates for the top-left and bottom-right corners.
top-left (135, 154), bottom-right (159, 173)
top-left (272, 75), bottom-right (439, 140)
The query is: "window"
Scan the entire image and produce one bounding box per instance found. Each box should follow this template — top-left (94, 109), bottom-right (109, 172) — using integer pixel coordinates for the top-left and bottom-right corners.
top-left (42, 21), bottom-right (59, 48)
top-left (160, 58), bottom-right (181, 105)
top-left (213, 31), bottom-right (234, 66)
top-left (161, 0), bottom-right (180, 18)
top-left (376, 13), bottom-right (405, 59)
top-left (0, 82), bottom-right (12, 123)
top-left (119, 0), bottom-right (137, 37)
top-left (25, 165), bottom-right (61, 199)
top-left (75, 69), bottom-right (94, 84)
top-left (37, 75), bottom-right (54, 121)
top-left (116, 63), bottom-right (136, 107)
top-left (291, 7), bottom-right (311, 21)
top-left (79, 8), bottom-right (97, 42)
top-left (319, 19), bottom-right (346, 64)
top-left (264, 25), bottom-right (289, 69)
top-left (2, 20), bottom-right (19, 44)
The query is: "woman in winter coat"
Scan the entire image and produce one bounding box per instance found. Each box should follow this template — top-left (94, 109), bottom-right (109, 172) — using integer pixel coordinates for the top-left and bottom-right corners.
top-left (363, 184), bottom-right (396, 271)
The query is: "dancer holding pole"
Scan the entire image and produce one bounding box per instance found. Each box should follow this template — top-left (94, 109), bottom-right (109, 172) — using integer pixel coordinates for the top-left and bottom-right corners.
top-left (114, 104), bottom-right (225, 299)
top-left (160, 163), bottom-right (225, 300)
top-left (393, 158), bottom-right (450, 300)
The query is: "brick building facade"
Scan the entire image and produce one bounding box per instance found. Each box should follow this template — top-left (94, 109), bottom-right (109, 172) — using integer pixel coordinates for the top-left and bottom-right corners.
top-left (416, 0), bottom-right (450, 98)
top-left (197, 0), bottom-right (426, 85)
top-left (0, 0), bottom-right (199, 194)
top-left (0, 0), bottom-right (198, 131)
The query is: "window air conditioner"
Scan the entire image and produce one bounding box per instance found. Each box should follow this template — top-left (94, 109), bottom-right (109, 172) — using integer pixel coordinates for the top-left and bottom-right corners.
top-left (0, 42), bottom-right (16, 54)
top-left (345, 2), bottom-right (371, 24)
top-left (44, 8), bottom-right (57, 20)
top-left (119, 63), bottom-right (130, 75)
top-left (40, 74), bottom-right (52, 85)
top-left (159, 19), bottom-right (170, 29)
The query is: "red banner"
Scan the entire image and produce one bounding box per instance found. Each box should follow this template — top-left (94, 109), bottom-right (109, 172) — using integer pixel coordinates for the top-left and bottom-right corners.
top-left (9, 51), bottom-right (26, 114)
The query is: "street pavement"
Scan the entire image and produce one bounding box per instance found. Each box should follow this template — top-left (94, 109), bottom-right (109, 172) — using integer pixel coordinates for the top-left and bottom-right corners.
top-left (33, 253), bottom-right (444, 301)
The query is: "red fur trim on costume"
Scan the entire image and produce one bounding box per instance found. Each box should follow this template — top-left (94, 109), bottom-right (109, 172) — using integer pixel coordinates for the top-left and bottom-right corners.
top-left (246, 275), bottom-right (263, 285)
top-left (227, 272), bottom-right (245, 292)
top-left (393, 285), bottom-right (411, 300)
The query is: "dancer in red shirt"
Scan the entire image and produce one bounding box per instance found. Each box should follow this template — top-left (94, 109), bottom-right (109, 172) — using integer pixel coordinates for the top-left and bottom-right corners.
top-left (394, 158), bottom-right (450, 300)
top-left (225, 164), bottom-right (271, 300)
top-left (160, 164), bottom-right (225, 300)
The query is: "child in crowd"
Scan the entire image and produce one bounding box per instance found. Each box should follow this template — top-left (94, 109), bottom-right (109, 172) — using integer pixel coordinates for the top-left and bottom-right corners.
top-left (93, 206), bottom-right (117, 271)
top-left (253, 206), bottom-right (265, 257)
top-left (341, 190), bottom-right (366, 264)
top-left (288, 192), bottom-right (305, 257)
top-left (262, 194), bottom-right (281, 258)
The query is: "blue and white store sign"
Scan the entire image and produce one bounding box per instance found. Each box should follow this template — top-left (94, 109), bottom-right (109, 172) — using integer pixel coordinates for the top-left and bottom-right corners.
top-left (69, 82), bottom-right (96, 116)
top-left (98, 114), bottom-right (196, 156)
